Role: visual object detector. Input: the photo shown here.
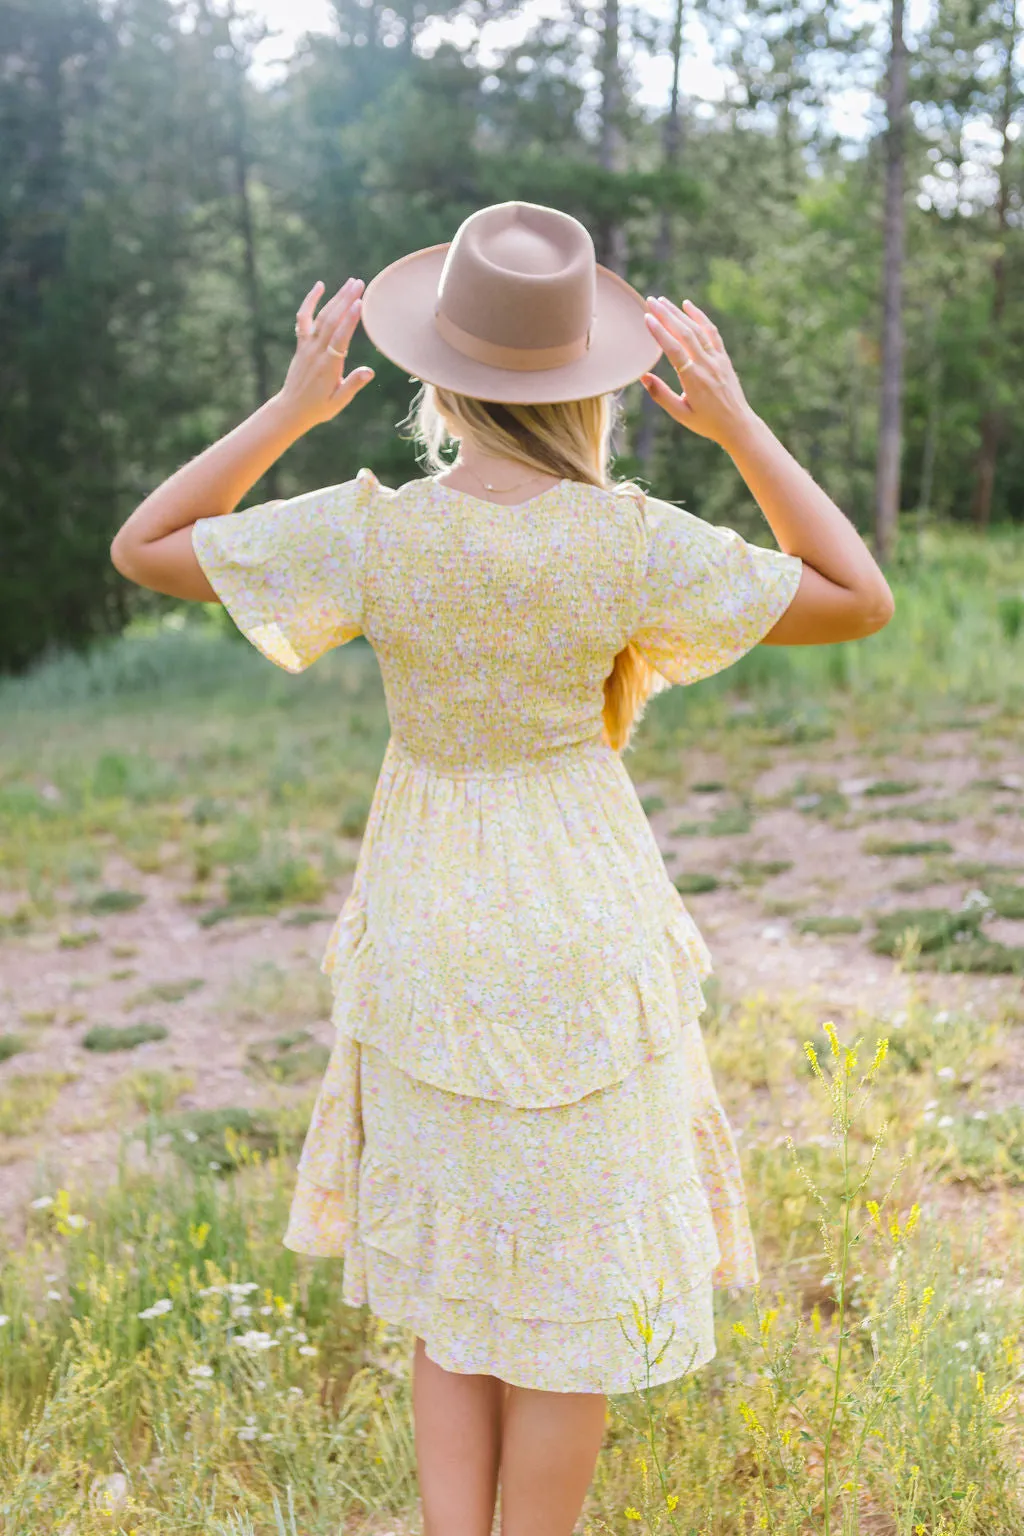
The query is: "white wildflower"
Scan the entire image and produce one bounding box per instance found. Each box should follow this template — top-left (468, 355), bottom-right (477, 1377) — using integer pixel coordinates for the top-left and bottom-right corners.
top-left (188, 1364), bottom-right (214, 1378)
top-left (46, 1289), bottom-right (62, 1301)
top-left (292, 1331), bottom-right (308, 1343)
top-left (260, 1305), bottom-right (274, 1316)
top-left (973, 1111), bottom-right (989, 1121)
top-left (938, 1115), bottom-right (955, 1128)
top-left (138, 1298), bottom-right (173, 1320)
top-left (954, 1340), bottom-right (969, 1351)
top-left (236, 1426), bottom-right (258, 1442)
top-left (66, 1213), bottom-right (87, 1229)
top-left (231, 1304), bottom-right (253, 1320)
top-left (227, 1282), bottom-right (260, 1297)
top-left (183, 1129), bottom-right (199, 1143)
top-left (0, 1315), bottom-right (9, 1327)
top-left (233, 1331), bottom-right (279, 1352)
top-left (937, 1067), bottom-right (956, 1080)
top-left (30, 1196), bottom-right (54, 1210)
top-left (298, 1344), bottom-right (318, 1357)
top-left (288, 1386), bottom-right (304, 1398)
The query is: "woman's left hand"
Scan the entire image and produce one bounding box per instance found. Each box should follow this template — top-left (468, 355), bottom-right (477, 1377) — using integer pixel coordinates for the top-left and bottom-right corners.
top-left (277, 277), bottom-right (376, 429)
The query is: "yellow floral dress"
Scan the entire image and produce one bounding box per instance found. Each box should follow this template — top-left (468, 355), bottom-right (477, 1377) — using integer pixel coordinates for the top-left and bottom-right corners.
top-left (192, 468), bottom-right (802, 1394)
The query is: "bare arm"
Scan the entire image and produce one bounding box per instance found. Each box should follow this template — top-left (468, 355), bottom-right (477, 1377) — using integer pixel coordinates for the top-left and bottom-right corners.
top-left (641, 295), bottom-right (894, 644)
top-left (110, 277), bottom-right (373, 600)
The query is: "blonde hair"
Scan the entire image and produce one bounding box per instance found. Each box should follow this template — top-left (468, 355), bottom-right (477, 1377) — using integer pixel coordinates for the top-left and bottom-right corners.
top-left (403, 382), bottom-right (668, 754)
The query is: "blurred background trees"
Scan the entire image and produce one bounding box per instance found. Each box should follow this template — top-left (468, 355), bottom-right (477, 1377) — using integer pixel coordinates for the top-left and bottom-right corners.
top-left (0, 0), bottom-right (1020, 672)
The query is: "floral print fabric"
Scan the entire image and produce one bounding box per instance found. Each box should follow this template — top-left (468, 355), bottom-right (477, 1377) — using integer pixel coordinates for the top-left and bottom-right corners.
top-left (192, 469), bottom-right (802, 1394)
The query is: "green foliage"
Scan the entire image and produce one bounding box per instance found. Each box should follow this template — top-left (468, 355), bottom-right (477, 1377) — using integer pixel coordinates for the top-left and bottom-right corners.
top-left (83, 1022), bottom-right (169, 1053)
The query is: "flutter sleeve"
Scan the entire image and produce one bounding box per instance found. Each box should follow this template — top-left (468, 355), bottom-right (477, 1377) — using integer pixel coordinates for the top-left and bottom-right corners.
top-left (629, 493), bottom-right (803, 685)
top-left (191, 467), bottom-right (379, 673)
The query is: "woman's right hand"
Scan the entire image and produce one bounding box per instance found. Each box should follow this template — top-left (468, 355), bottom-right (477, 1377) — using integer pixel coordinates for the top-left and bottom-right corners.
top-left (640, 296), bottom-right (758, 453)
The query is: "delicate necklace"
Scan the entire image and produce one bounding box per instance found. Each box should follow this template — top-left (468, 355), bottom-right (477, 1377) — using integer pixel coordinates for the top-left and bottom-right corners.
top-left (454, 460), bottom-right (556, 495)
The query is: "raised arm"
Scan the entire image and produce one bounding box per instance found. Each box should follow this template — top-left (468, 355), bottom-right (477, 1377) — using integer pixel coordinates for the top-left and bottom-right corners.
top-left (641, 296), bottom-right (894, 645)
top-left (110, 276), bottom-right (374, 600)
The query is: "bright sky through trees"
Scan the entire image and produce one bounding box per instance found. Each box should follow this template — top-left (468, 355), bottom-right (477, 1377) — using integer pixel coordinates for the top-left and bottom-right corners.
top-left (237, 0), bottom-right (935, 143)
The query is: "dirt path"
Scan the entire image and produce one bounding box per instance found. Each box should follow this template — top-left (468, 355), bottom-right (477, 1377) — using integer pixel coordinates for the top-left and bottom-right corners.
top-left (1, 725), bottom-right (1021, 1240)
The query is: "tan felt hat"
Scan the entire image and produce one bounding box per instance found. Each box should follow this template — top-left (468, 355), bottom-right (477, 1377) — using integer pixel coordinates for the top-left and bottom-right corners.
top-left (359, 200), bottom-right (662, 405)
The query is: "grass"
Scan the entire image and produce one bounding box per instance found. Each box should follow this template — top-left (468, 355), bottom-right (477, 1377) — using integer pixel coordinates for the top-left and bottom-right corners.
top-left (245, 1030), bottom-right (332, 1085)
top-left (794, 914), bottom-right (863, 935)
top-left (0, 1070), bottom-right (78, 1135)
top-left (673, 872), bottom-right (720, 895)
top-left (0, 1005), bottom-right (1020, 1532)
top-left (83, 1022), bottom-right (170, 1053)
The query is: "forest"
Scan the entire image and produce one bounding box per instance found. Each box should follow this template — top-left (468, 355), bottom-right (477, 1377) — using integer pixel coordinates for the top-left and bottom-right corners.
top-left (1, 0), bottom-right (1021, 675)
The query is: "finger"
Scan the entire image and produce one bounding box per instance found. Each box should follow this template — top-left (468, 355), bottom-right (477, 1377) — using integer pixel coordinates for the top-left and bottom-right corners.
top-left (295, 280), bottom-right (324, 336)
top-left (332, 366), bottom-right (376, 411)
top-left (646, 298), bottom-right (710, 359)
top-left (660, 296), bottom-right (721, 352)
top-left (639, 372), bottom-right (688, 421)
top-left (681, 298), bottom-right (724, 350)
top-left (644, 311), bottom-right (700, 372)
top-left (654, 297), bottom-right (713, 354)
top-left (327, 296), bottom-right (364, 356)
top-left (316, 277), bottom-right (364, 339)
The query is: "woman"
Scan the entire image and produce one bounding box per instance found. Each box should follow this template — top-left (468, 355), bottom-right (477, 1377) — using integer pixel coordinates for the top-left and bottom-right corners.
top-left (111, 201), bottom-right (893, 1536)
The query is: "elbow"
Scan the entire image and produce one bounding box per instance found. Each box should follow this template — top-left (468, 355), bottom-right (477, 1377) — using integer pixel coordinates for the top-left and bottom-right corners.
top-left (110, 531), bottom-right (139, 583)
top-left (858, 581), bottom-right (895, 637)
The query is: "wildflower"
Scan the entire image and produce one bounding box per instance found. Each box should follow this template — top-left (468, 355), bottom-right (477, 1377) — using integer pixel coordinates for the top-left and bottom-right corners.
top-left (232, 1304), bottom-right (253, 1319)
top-left (977, 1332), bottom-right (990, 1345)
top-left (30, 1196), bottom-right (54, 1210)
top-left (973, 1111), bottom-right (989, 1121)
top-left (237, 1426), bottom-right (259, 1442)
top-left (732, 1321), bottom-right (749, 1340)
top-left (954, 1340), bottom-right (969, 1351)
top-left (260, 1304), bottom-right (274, 1315)
top-left (188, 1365), bottom-right (214, 1378)
top-left (937, 1115), bottom-right (955, 1128)
top-left (46, 1289), bottom-right (62, 1301)
top-left (227, 1282), bottom-right (260, 1297)
top-left (666, 1493), bottom-right (679, 1511)
top-left (254, 1379), bottom-right (267, 1391)
top-left (624, 1510), bottom-right (641, 1522)
top-left (183, 1129), bottom-right (199, 1143)
top-left (65, 1213), bottom-right (87, 1229)
top-left (138, 1298), bottom-right (173, 1320)
top-left (198, 1284), bottom-right (225, 1297)
top-left (288, 1386), bottom-right (304, 1398)
top-left (292, 1331), bottom-right (308, 1343)
top-left (298, 1344), bottom-right (318, 1357)
top-left (233, 1331), bottom-right (279, 1352)
top-left (0, 1315), bottom-right (9, 1327)
top-left (937, 1067), bottom-right (955, 1080)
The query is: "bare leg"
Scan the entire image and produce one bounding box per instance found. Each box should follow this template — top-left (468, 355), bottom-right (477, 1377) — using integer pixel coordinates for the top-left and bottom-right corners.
top-left (413, 1337), bottom-right (504, 1536)
top-left (499, 1384), bottom-right (606, 1536)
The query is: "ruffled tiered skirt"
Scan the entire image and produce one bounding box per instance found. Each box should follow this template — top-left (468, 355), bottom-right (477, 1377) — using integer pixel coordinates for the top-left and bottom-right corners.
top-left (282, 737), bottom-right (758, 1394)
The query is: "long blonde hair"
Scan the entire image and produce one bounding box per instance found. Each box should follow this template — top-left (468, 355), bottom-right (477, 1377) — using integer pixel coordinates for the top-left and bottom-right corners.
top-left (403, 383), bottom-right (668, 755)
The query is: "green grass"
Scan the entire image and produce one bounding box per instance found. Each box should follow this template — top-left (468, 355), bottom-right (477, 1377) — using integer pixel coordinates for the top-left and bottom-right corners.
top-left (794, 914), bottom-right (863, 935)
top-left (245, 1029), bottom-right (332, 1085)
top-left (864, 837), bottom-right (956, 857)
top-left (0, 1032), bottom-right (28, 1062)
top-left (83, 1022), bottom-right (170, 1053)
top-left (0, 1070), bottom-right (77, 1135)
top-left (673, 871), bottom-right (720, 894)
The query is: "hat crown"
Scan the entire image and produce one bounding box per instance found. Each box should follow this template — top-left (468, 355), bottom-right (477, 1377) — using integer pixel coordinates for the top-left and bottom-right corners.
top-left (436, 203), bottom-right (596, 357)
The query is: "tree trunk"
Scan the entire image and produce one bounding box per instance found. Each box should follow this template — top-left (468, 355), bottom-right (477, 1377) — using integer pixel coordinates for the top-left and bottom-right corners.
top-left (635, 0), bottom-right (685, 475)
top-left (596, 0), bottom-right (627, 276)
top-left (874, 0), bottom-right (907, 563)
top-left (969, 0), bottom-right (1017, 528)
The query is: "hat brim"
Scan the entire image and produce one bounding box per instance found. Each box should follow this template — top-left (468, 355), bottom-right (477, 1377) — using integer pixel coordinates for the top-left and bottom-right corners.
top-left (360, 243), bottom-right (662, 405)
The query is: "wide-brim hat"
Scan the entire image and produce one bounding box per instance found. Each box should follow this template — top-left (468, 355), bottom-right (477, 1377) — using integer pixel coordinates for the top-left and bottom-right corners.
top-left (360, 200), bottom-right (662, 405)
